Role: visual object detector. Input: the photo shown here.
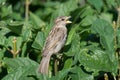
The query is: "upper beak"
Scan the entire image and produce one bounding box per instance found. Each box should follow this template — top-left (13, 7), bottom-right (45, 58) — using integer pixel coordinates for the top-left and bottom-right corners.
top-left (66, 16), bottom-right (72, 23)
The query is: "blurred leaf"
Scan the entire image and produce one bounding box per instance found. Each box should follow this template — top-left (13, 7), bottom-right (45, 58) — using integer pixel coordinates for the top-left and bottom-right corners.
top-left (105, 0), bottom-right (117, 8)
top-left (63, 58), bottom-right (72, 69)
top-left (51, 68), bottom-right (72, 80)
top-left (21, 23), bottom-right (32, 42)
top-left (99, 13), bottom-right (113, 23)
top-left (7, 21), bottom-right (23, 35)
top-left (2, 67), bottom-right (36, 80)
top-left (0, 34), bottom-right (6, 46)
top-left (87, 0), bottom-right (103, 11)
top-left (79, 48), bottom-right (117, 73)
top-left (51, 0), bottom-right (78, 19)
top-left (3, 58), bottom-right (38, 72)
top-left (80, 6), bottom-right (94, 18)
top-left (0, 48), bottom-right (5, 61)
top-left (66, 25), bottom-right (78, 45)
top-left (70, 66), bottom-right (94, 80)
top-left (64, 33), bottom-right (80, 56)
top-left (3, 58), bottom-right (38, 79)
top-left (91, 19), bottom-right (115, 60)
top-left (0, 0), bottom-right (6, 4)
top-left (30, 12), bottom-right (46, 29)
top-left (1, 5), bottom-right (12, 18)
top-left (80, 15), bottom-right (97, 26)
top-left (32, 32), bottom-right (45, 50)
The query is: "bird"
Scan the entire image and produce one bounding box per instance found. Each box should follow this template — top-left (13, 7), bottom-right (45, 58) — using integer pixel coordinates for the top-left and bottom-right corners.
top-left (37, 16), bottom-right (72, 74)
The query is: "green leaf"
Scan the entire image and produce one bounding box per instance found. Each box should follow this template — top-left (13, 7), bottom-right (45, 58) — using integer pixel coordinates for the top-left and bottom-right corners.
top-left (66, 25), bottom-right (78, 45)
top-left (87, 0), bottom-right (103, 11)
top-left (0, 34), bottom-right (6, 46)
top-left (64, 33), bottom-right (80, 56)
top-left (80, 6), bottom-right (94, 18)
top-left (80, 15), bottom-right (97, 26)
top-left (1, 5), bottom-right (12, 18)
top-left (32, 32), bottom-right (45, 50)
top-left (3, 58), bottom-right (38, 72)
top-left (51, 0), bottom-right (78, 19)
top-left (79, 48), bottom-right (118, 73)
top-left (99, 13), bottom-right (113, 23)
top-left (105, 0), bottom-right (116, 8)
top-left (70, 66), bottom-right (94, 80)
top-left (30, 12), bottom-right (45, 29)
top-left (90, 19), bottom-right (118, 73)
top-left (2, 58), bottom-right (38, 80)
top-left (51, 68), bottom-right (72, 80)
top-left (63, 58), bottom-right (73, 69)
top-left (2, 66), bottom-right (37, 80)
top-left (91, 19), bottom-right (115, 59)
top-left (21, 23), bottom-right (32, 42)
top-left (7, 21), bottom-right (23, 35)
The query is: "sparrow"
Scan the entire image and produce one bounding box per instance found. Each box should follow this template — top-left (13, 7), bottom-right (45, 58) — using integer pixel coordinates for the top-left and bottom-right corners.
top-left (37, 16), bottom-right (72, 74)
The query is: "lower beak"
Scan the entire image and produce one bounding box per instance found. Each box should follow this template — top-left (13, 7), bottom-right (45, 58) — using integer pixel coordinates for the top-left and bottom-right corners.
top-left (66, 20), bottom-right (72, 23)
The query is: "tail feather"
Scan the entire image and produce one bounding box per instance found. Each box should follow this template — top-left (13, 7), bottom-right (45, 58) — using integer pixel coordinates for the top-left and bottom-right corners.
top-left (37, 54), bottom-right (51, 74)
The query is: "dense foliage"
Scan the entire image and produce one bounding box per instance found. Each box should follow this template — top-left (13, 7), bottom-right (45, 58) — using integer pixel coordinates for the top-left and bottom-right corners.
top-left (0, 0), bottom-right (120, 80)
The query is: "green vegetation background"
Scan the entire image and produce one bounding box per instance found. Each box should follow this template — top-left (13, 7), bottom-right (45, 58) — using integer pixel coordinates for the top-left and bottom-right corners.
top-left (0, 0), bottom-right (120, 80)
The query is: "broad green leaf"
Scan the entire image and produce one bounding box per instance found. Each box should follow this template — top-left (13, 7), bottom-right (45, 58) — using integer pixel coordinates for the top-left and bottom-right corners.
top-left (70, 66), bottom-right (94, 80)
top-left (0, 34), bottom-right (6, 46)
top-left (3, 58), bottom-right (38, 72)
top-left (87, 0), bottom-right (103, 11)
top-left (63, 58), bottom-right (73, 69)
top-left (0, 48), bottom-right (6, 61)
top-left (51, 68), bottom-right (72, 80)
top-left (1, 5), bottom-right (12, 18)
top-left (66, 25), bottom-right (78, 45)
top-left (80, 15), bottom-right (97, 26)
top-left (30, 12), bottom-right (45, 29)
top-left (7, 21), bottom-right (23, 35)
top-left (2, 65), bottom-right (38, 80)
top-left (80, 6), bottom-right (94, 18)
top-left (91, 19), bottom-right (115, 60)
top-left (32, 32), bottom-right (45, 50)
top-left (64, 33), bottom-right (80, 56)
top-left (99, 13), bottom-right (113, 23)
top-left (51, 0), bottom-right (78, 19)
top-left (79, 48), bottom-right (117, 73)
top-left (21, 23), bottom-right (32, 42)
top-left (105, 0), bottom-right (116, 7)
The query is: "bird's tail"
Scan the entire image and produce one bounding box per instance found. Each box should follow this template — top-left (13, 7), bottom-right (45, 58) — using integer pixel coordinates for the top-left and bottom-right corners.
top-left (37, 54), bottom-right (51, 74)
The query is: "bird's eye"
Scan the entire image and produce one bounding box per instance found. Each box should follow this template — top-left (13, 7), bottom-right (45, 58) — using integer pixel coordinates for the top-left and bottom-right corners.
top-left (61, 18), bottom-right (65, 21)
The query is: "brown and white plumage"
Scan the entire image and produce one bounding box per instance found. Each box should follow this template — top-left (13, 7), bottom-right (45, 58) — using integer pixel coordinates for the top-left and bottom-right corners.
top-left (37, 16), bottom-right (72, 74)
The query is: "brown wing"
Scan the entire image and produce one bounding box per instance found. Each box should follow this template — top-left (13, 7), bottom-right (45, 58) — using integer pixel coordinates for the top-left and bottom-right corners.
top-left (42, 26), bottom-right (67, 56)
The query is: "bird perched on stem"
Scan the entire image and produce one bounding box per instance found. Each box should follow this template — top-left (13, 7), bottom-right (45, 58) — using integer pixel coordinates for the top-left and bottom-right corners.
top-left (37, 16), bottom-right (72, 74)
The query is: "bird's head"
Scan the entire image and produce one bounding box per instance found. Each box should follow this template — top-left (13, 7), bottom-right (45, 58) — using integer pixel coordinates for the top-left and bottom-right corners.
top-left (54, 16), bottom-right (72, 25)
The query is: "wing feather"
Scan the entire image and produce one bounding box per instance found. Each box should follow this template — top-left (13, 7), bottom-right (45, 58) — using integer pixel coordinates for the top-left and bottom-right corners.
top-left (42, 26), bottom-right (67, 56)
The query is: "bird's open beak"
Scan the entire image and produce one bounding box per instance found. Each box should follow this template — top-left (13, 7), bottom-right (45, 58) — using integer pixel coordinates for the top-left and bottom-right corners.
top-left (66, 16), bottom-right (72, 23)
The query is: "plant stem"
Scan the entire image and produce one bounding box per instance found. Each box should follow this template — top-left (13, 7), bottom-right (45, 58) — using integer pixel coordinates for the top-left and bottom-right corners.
top-left (54, 58), bottom-right (58, 75)
top-left (12, 37), bottom-right (17, 58)
top-left (117, 7), bottom-right (120, 28)
top-left (25, 0), bottom-right (30, 21)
